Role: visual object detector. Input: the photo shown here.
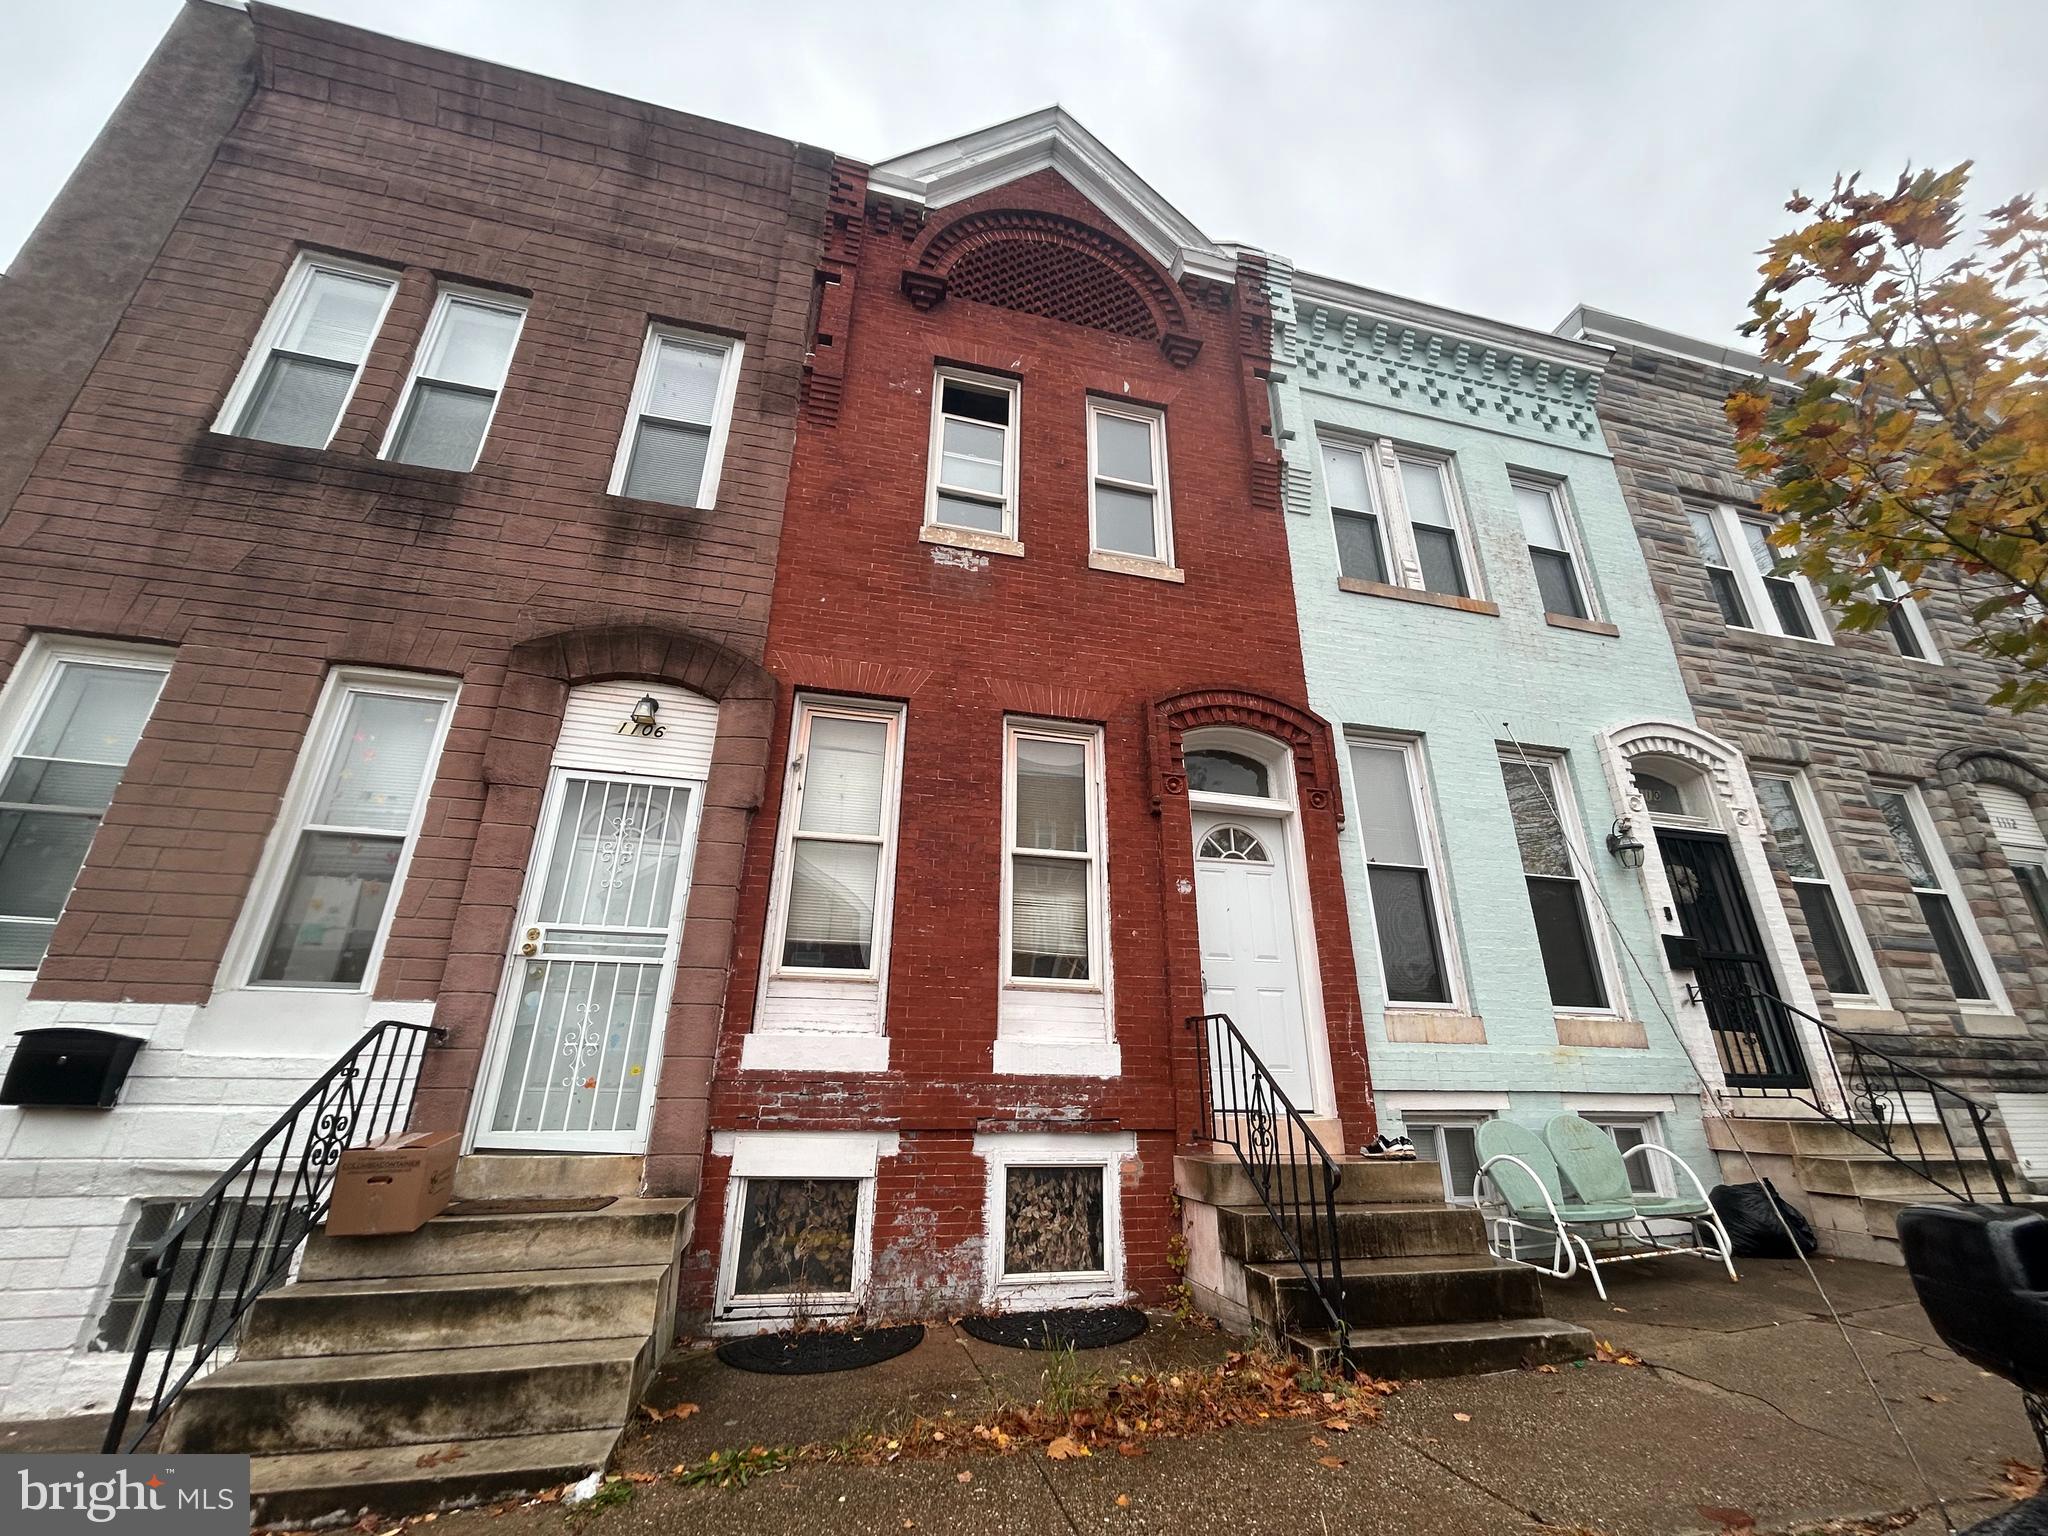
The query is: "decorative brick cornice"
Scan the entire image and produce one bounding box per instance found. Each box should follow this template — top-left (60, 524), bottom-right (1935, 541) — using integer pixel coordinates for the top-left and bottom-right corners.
top-left (1158, 331), bottom-right (1202, 367)
top-left (900, 270), bottom-right (948, 310)
top-left (803, 157), bottom-right (870, 429)
top-left (1148, 687), bottom-right (1342, 822)
top-left (1234, 252), bottom-right (1285, 516)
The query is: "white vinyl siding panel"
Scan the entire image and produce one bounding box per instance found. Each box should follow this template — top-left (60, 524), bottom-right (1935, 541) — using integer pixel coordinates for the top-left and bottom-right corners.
top-left (552, 682), bottom-right (720, 781)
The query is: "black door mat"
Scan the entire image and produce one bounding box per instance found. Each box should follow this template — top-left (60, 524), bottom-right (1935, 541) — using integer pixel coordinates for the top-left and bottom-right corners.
top-left (716, 1322), bottom-right (924, 1375)
top-left (959, 1307), bottom-right (1149, 1351)
top-left (440, 1195), bottom-right (617, 1216)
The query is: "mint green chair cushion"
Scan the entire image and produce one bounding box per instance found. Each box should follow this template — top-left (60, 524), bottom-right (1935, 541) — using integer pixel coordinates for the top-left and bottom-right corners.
top-left (1634, 1194), bottom-right (1712, 1219)
top-left (1545, 1114), bottom-right (1639, 1208)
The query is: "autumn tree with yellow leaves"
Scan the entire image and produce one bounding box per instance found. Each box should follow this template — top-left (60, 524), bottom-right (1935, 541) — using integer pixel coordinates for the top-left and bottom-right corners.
top-left (1727, 165), bottom-right (2048, 711)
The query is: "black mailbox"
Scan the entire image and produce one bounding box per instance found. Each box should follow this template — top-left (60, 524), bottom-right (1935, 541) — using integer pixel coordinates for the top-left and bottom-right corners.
top-left (0, 1028), bottom-right (145, 1109)
top-left (1896, 1202), bottom-right (2048, 1395)
top-left (1662, 932), bottom-right (1702, 970)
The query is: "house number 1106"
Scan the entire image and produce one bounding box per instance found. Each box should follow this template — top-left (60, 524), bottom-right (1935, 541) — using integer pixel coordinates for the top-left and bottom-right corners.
top-left (617, 720), bottom-right (665, 738)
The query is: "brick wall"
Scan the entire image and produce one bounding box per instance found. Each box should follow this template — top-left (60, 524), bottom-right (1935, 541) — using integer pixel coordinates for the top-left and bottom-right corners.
top-left (1593, 335), bottom-right (2048, 1096)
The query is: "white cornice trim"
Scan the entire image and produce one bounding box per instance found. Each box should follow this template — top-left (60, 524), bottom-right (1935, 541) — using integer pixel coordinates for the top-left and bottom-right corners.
top-left (1557, 304), bottom-right (1795, 382)
top-left (869, 106), bottom-right (1232, 280)
top-left (1292, 270), bottom-right (1611, 375)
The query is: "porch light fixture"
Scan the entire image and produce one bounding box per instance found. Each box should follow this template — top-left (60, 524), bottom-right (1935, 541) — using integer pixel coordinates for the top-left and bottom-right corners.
top-left (1606, 816), bottom-right (1646, 869)
top-left (630, 694), bottom-right (660, 728)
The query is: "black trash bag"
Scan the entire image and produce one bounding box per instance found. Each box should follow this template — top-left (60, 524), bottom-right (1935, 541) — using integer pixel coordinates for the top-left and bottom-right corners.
top-left (1709, 1179), bottom-right (1819, 1259)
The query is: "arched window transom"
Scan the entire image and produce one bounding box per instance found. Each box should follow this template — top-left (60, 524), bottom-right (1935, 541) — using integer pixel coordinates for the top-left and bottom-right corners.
top-left (1198, 825), bottom-right (1270, 863)
top-left (1186, 749), bottom-right (1270, 799)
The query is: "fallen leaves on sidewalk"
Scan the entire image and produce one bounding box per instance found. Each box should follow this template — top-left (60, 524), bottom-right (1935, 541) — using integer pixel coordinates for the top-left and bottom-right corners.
top-left (1592, 1338), bottom-right (1643, 1366)
top-left (1046, 1436), bottom-right (1089, 1460)
top-left (1997, 1460), bottom-right (2045, 1500)
top-left (1315, 1455), bottom-right (1347, 1469)
top-left (641, 1402), bottom-right (699, 1423)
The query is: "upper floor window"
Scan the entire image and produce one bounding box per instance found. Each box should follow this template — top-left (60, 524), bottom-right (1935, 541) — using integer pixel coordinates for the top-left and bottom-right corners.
top-left (1351, 737), bottom-right (1457, 1007)
top-left (1873, 787), bottom-right (2003, 1008)
top-left (1873, 569), bottom-right (1941, 662)
top-left (1512, 477), bottom-right (1594, 620)
top-left (770, 700), bottom-right (903, 977)
top-left (1500, 753), bottom-right (1610, 1012)
top-left (1321, 439), bottom-right (1478, 600)
top-left (1087, 401), bottom-right (1173, 565)
top-left (228, 672), bottom-right (456, 991)
top-left (926, 370), bottom-right (1019, 539)
top-left (216, 254), bottom-right (399, 450)
top-left (1686, 502), bottom-right (1830, 642)
top-left (381, 289), bottom-right (526, 472)
top-left (0, 642), bottom-right (171, 971)
top-left (1754, 773), bottom-right (1880, 1003)
top-left (609, 326), bottom-right (744, 509)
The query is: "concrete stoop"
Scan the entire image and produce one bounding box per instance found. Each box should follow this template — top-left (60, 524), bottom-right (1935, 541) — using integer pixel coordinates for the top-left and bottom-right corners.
top-left (1707, 1110), bottom-right (2024, 1265)
top-left (1177, 1152), bottom-right (1591, 1379)
top-left (162, 1159), bottom-right (689, 1526)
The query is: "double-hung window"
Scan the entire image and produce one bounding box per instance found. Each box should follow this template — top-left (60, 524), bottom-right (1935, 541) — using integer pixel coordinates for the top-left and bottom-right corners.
top-left (1321, 439), bottom-right (1478, 599)
top-left (772, 702), bottom-right (903, 976)
top-left (217, 255), bottom-right (399, 449)
top-left (235, 672), bottom-right (455, 990)
top-left (0, 643), bottom-right (171, 971)
top-left (1004, 723), bottom-right (1105, 984)
top-left (1349, 738), bottom-right (1456, 1007)
top-left (926, 369), bottom-right (1019, 539)
top-left (1873, 787), bottom-right (2002, 1007)
top-left (1980, 784), bottom-right (2048, 937)
top-left (1754, 774), bottom-right (1880, 1002)
top-left (610, 325), bottom-right (744, 508)
top-left (1686, 502), bottom-right (1830, 641)
top-left (1087, 401), bottom-right (1173, 566)
top-left (1873, 569), bottom-right (1940, 661)
top-left (381, 289), bottom-right (526, 471)
top-left (1499, 754), bottom-right (1610, 1011)
top-left (1512, 477), bottom-right (1594, 620)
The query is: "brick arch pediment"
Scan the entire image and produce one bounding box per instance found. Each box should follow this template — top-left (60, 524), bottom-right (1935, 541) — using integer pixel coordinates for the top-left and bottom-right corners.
top-left (901, 207), bottom-right (1201, 366)
top-left (1149, 688), bottom-right (1342, 821)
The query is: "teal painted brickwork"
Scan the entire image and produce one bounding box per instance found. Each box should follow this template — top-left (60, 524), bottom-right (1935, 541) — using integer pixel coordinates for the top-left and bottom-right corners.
top-left (1265, 264), bottom-right (1712, 1172)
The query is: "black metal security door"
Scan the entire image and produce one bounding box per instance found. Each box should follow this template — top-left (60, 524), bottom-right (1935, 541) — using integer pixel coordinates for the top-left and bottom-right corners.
top-left (1657, 828), bottom-right (1810, 1089)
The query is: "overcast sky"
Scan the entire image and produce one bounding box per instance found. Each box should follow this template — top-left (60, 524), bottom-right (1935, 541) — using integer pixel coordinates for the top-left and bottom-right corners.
top-left (4, 1), bottom-right (2045, 345)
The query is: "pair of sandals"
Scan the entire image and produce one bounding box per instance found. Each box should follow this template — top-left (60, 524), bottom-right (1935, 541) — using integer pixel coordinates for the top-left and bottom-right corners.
top-left (1363, 1133), bottom-right (1417, 1160)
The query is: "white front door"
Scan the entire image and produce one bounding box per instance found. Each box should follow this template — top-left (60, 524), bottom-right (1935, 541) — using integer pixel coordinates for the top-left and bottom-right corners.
top-left (474, 769), bottom-right (703, 1152)
top-left (1192, 810), bottom-right (1315, 1108)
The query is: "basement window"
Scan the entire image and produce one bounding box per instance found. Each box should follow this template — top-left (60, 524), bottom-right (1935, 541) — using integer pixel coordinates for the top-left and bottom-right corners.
top-left (978, 1131), bottom-right (1131, 1305)
top-left (1406, 1119), bottom-right (1489, 1204)
top-left (93, 1198), bottom-right (290, 1353)
top-left (730, 1177), bottom-right (861, 1300)
top-left (1003, 1166), bottom-right (1106, 1277)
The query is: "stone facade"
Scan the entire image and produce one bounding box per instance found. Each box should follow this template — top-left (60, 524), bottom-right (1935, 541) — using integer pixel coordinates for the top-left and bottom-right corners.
top-left (0, 4), bottom-right (828, 1416)
top-left (1570, 307), bottom-right (2048, 1131)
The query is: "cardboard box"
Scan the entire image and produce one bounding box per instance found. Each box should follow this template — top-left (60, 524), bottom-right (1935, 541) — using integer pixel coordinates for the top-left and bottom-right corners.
top-left (326, 1131), bottom-right (459, 1236)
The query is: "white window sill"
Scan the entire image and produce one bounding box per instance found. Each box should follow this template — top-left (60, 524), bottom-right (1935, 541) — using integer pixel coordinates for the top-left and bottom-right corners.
top-left (740, 1031), bottom-right (890, 1074)
top-left (1088, 550), bottom-right (1184, 584)
top-left (993, 1037), bottom-right (1122, 1077)
top-left (921, 523), bottom-right (1023, 558)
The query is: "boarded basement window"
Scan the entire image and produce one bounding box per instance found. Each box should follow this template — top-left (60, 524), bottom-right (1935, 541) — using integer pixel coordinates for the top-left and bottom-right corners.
top-left (732, 1178), bottom-right (859, 1298)
top-left (1002, 1165), bottom-right (1106, 1276)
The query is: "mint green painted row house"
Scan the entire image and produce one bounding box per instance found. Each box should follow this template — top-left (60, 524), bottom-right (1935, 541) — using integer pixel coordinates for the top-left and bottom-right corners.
top-left (1257, 261), bottom-right (1827, 1201)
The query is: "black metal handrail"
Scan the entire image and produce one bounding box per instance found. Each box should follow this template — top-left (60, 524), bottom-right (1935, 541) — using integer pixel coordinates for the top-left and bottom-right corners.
top-left (1738, 990), bottom-right (2011, 1205)
top-left (101, 1019), bottom-right (443, 1454)
top-left (1186, 1013), bottom-right (1348, 1359)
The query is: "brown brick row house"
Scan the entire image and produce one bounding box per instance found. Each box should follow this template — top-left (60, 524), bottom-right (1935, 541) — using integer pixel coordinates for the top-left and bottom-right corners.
top-left (0, 1), bottom-right (830, 1416)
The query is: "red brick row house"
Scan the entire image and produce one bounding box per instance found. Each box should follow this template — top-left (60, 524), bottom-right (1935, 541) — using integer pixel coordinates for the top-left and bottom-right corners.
top-left (689, 111), bottom-right (1376, 1325)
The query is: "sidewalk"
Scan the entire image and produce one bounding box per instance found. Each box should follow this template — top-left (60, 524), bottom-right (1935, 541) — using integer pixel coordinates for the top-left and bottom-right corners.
top-left (385, 1254), bottom-right (2042, 1536)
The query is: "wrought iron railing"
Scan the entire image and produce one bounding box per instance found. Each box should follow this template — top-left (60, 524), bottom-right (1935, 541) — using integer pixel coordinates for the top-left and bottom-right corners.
top-left (1186, 1013), bottom-right (1348, 1358)
top-left (1734, 990), bottom-right (2011, 1205)
top-left (101, 1019), bottom-right (443, 1454)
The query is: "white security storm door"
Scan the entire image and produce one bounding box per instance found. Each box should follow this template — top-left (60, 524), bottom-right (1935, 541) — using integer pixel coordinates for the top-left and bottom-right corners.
top-left (1192, 811), bottom-right (1314, 1107)
top-left (478, 770), bottom-right (702, 1152)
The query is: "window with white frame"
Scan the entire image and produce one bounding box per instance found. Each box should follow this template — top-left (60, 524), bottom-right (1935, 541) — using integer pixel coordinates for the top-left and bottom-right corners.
top-left (1873, 787), bottom-right (2001, 1006)
top-left (714, 1132), bottom-right (889, 1321)
top-left (770, 700), bottom-right (903, 977)
top-left (609, 325), bottom-right (744, 508)
top-left (1321, 439), bottom-right (1478, 599)
top-left (235, 673), bottom-right (455, 990)
top-left (381, 289), bottom-right (526, 471)
top-left (926, 369), bottom-right (1018, 538)
top-left (979, 1131), bottom-right (1129, 1304)
top-left (1686, 502), bottom-right (1830, 641)
top-left (1087, 400), bottom-right (1172, 564)
top-left (215, 255), bottom-right (399, 449)
top-left (1349, 738), bottom-right (1457, 1007)
top-left (0, 643), bottom-right (171, 971)
top-left (1499, 754), bottom-right (1610, 1011)
top-left (1004, 722), bottom-right (1105, 984)
top-left (1754, 774), bottom-right (1881, 1002)
top-left (1582, 1116), bottom-right (1665, 1196)
top-left (1979, 783), bottom-right (2048, 939)
top-left (1872, 569), bottom-right (1940, 661)
top-left (1512, 477), bottom-right (1593, 619)
top-left (1406, 1118), bottom-right (1490, 1203)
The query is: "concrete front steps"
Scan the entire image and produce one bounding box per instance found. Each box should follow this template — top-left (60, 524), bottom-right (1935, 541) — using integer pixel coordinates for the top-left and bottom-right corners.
top-left (162, 1155), bottom-right (687, 1526)
top-left (1708, 1110), bottom-right (2024, 1264)
top-left (1177, 1152), bottom-right (1590, 1378)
